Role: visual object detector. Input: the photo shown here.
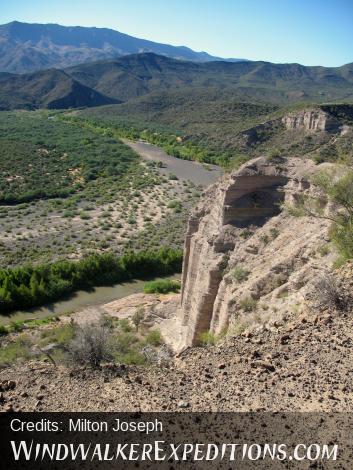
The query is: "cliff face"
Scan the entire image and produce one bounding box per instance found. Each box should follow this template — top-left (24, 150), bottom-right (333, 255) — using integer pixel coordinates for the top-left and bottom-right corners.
top-left (176, 157), bottom-right (331, 348)
top-left (282, 109), bottom-right (340, 132)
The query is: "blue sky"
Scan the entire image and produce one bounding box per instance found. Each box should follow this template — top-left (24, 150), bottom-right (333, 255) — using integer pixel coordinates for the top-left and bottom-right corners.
top-left (1, 0), bottom-right (352, 66)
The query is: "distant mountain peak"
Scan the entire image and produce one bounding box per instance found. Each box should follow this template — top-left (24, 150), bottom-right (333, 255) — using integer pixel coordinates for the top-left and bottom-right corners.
top-left (0, 21), bottom-right (243, 74)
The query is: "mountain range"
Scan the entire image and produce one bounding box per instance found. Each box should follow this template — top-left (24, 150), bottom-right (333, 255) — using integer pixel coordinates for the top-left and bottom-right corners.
top-left (0, 21), bottom-right (352, 111)
top-left (0, 51), bottom-right (352, 111)
top-left (0, 21), bottom-right (238, 74)
top-left (66, 53), bottom-right (353, 102)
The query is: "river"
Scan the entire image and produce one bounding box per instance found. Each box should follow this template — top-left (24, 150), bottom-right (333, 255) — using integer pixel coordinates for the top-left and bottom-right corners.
top-left (0, 275), bottom-right (180, 325)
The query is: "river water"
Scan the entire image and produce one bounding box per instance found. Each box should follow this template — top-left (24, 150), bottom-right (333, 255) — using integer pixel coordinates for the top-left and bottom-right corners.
top-left (0, 275), bottom-right (180, 325)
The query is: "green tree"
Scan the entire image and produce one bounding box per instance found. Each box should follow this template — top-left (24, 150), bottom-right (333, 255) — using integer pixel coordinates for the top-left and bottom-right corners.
top-left (294, 169), bottom-right (353, 262)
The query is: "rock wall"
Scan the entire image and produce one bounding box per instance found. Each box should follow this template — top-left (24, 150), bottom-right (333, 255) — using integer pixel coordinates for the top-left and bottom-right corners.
top-left (177, 157), bottom-right (331, 348)
top-left (282, 109), bottom-right (340, 132)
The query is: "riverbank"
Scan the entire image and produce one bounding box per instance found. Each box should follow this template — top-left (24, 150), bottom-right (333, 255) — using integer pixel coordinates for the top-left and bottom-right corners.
top-left (0, 248), bottom-right (182, 319)
top-left (0, 274), bottom-right (181, 326)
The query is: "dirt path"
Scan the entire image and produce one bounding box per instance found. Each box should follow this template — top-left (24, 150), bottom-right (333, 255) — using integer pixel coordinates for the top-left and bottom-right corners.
top-left (124, 139), bottom-right (222, 186)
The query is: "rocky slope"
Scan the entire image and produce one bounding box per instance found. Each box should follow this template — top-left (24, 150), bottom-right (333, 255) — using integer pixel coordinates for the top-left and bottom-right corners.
top-left (237, 104), bottom-right (353, 154)
top-left (0, 264), bottom-right (352, 411)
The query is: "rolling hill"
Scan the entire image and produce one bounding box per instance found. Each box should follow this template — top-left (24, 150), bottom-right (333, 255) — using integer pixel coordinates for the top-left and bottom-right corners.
top-left (0, 21), bottom-right (238, 74)
top-left (0, 68), bottom-right (117, 110)
top-left (66, 53), bottom-right (353, 103)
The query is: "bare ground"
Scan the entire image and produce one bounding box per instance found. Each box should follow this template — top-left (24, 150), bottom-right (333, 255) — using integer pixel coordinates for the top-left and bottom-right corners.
top-left (0, 302), bottom-right (351, 412)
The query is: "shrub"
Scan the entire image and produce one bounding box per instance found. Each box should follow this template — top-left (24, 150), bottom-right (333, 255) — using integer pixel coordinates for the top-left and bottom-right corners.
top-left (115, 331), bottom-right (139, 354)
top-left (65, 322), bottom-right (113, 368)
top-left (39, 324), bottom-right (75, 347)
top-left (0, 335), bottom-right (32, 367)
top-left (112, 329), bottom-right (146, 365)
top-left (313, 276), bottom-right (349, 312)
top-left (140, 344), bottom-right (171, 365)
top-left (143, 279), bottom-right (180, 294)
top-left (278, 290), bottom-right (289, 299)
top-left (167, 200), bottom-right (181, 209)
top-left (239, 297), bottom-right (257, 312)
top-left (9, 321), bottom-right (24, 333)
top-left (0, 325), bottom-right (8, 336)
top-left (118, 318), bottom-right (133, 333)
top-left (131, 308), bottom-right (144, 332)
top-left (219, 254), bottom-right (230, 274)
top-left (63, 210), bottom-right (75, 218)
top-left (119, 351), bottom-right (146, 365)
top-left (283, 201), bottom-right (306, 217)
top-left (240, 229), bottom-right (253, 239)
top-left (309, 170), bottom-right (353, 262)
top-left (270, 228), bottom-right (280, 239)
top-left (231, 321), bottom-right (247, 336)
top-left (318, 244), bottom-right (330, 256)
top-left (167, 200), bottom-right (182, 213)
top-left (144, 329), bottom-right (163, 346)
top-left (260, 234), bottom-right (270, 245)
top-left (79, 212), bottom-right (91, 220)
top-left (267, 150), bottom-right (283, 162)
top-left (231, 265), bottom-right (250, 283)
top-left (199, 331), bottom-right (217, 345)
top-left (330, 223), bottom-right (353, 263)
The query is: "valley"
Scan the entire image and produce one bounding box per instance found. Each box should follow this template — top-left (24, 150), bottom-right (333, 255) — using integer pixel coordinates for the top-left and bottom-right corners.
top-left (0, 111), bottom-right (211, 270)
top-left (0, 117), bottom-right (220, 324)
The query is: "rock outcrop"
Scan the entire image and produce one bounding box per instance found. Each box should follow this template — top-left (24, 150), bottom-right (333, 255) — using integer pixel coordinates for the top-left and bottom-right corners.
top-left (282, 109), bottom-right (340, 132)
top-left (172, 156), bottom-right (332, 348)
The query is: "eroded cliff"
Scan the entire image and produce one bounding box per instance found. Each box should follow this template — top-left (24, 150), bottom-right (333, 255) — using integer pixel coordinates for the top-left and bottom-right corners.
top-left (282, 109), bottom-right (341, 132)
top-left (172, 156), bottom-right (332, 349)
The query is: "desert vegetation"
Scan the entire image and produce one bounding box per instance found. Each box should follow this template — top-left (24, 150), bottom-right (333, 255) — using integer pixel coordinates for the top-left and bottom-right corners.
top-left (143, 279), bottom-right (180, 294)
top-left (286, 168), bottom-right (353, 264)
top-left (0, 111), bottom-right (139, 203)
top-left (0, 248), bottom-right (182, 313)
top-left (81, 100), bottom-right (353, 166)
top-left (0, 315), bottom-right (169, 369)
top-left (0, 111), bottom-right (201, 273)
top-left (231, 265), bottom-right (250, 283)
